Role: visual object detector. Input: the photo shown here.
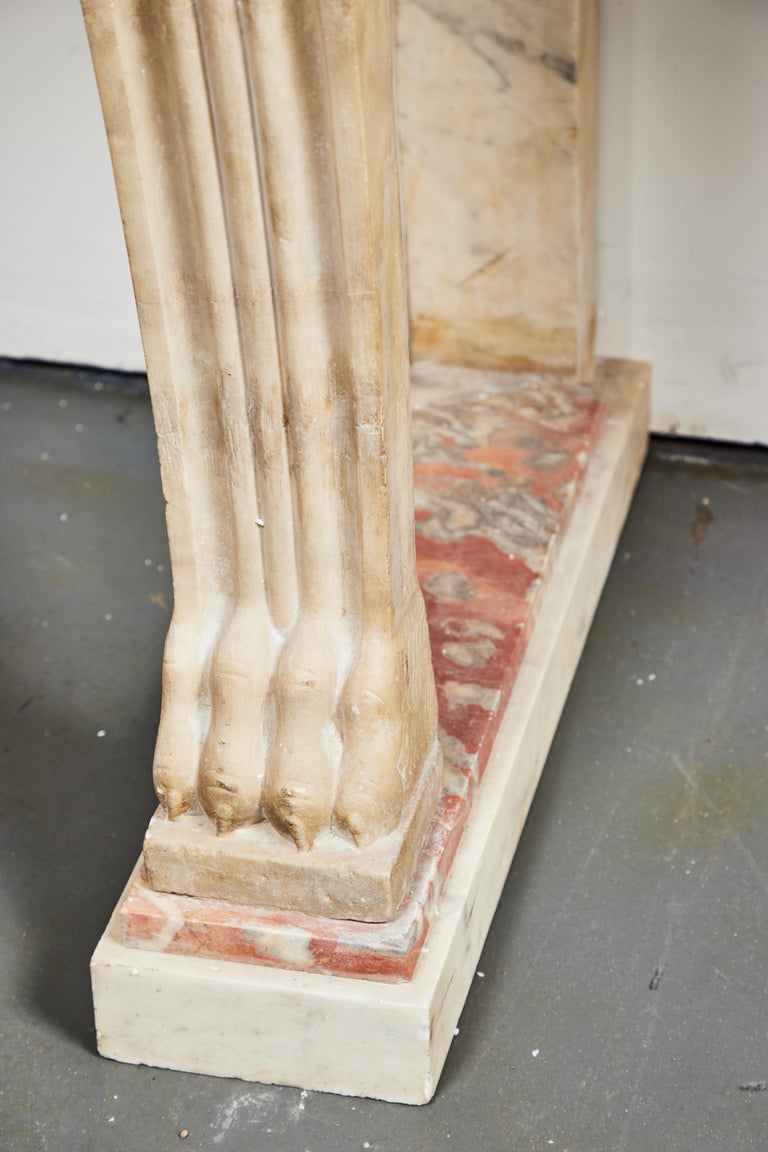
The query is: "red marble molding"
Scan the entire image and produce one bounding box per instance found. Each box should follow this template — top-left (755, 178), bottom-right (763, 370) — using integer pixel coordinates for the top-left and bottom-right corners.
top-left (119, 368), bottom-right (604, 982)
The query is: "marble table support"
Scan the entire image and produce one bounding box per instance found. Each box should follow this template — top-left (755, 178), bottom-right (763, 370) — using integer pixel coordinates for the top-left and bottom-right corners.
top-left (91, 358), bottom-right (649, 1102)
top-left (81, 0), bottom-right (442, 920)
top-left (81, 0), bottom-right (647, 1107)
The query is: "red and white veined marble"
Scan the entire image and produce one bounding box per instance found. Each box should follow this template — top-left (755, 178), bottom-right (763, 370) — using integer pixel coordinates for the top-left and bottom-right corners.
top-left (120, 366), bottom-right (604, 982)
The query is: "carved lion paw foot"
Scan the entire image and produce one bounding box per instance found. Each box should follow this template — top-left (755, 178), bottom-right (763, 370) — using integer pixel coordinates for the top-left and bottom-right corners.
top-left (335, 597), bottom-right (438, 848)
top-left (260, 619), bottom-right (348, 850)
top-left (198, 603), bottom-right (271, 834)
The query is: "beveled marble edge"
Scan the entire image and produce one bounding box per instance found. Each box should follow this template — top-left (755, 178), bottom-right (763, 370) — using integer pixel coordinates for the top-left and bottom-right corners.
top-left (120, 788), bottom-right (465, 981)
top-left (91, 359), bottom-right (649, 1103)
top-left (142, 737), bottom-right (443, 923)
top-left (415, 358), bottom-right (649, 1090)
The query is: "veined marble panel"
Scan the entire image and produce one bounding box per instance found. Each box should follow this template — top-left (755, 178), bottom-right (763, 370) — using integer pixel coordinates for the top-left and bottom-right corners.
top-left (397, 0), bottom-right (598, 378)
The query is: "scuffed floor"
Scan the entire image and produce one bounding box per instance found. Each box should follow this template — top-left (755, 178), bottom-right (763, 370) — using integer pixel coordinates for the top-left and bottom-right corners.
top-left (1, 361), bottom-right (767, 1151)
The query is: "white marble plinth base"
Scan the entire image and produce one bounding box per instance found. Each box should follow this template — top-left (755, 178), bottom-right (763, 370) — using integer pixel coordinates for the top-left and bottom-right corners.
top-left (91, 361), bottom-right (648, 1103)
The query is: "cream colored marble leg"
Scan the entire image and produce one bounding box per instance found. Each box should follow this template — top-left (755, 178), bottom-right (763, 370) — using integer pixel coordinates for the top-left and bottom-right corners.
top-left (316, 0), bottom-right (439, 846)
top-left (82, 0), bottom-right (272, 830)
top-left (191, 0), bottom-right (299, 835)
top-left (82, 0), bottom-right (440, 901)
top-left (239, 0), bottom-right (362, 851)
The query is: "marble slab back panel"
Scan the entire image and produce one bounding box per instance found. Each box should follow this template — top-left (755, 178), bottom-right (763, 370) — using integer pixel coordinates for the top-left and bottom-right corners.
top-left (397, 0), bottom-right (598, 379)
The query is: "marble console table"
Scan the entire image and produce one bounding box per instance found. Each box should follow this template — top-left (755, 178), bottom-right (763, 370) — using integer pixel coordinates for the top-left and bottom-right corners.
top-left (82, 0), bottom-right (648, 1102)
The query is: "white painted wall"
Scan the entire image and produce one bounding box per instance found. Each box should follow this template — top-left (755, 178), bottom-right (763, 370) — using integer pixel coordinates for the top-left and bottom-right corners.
top-left (1, 0), bottom-right (767, 442)
top-left (0, 4), bottom-right (143, 369)
top-left (598, 0), bottom-right (768, 443)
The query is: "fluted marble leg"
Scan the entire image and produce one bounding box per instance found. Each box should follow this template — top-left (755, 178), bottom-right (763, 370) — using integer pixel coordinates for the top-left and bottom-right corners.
top-left (82, 0), bottom-right (441, 919)
top-left (84, 0), bottom-right (653, 1103)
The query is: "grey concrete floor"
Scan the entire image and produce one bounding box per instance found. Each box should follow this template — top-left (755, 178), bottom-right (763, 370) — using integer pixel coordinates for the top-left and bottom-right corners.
top-left (1, 362), bottom-right (767, 1152)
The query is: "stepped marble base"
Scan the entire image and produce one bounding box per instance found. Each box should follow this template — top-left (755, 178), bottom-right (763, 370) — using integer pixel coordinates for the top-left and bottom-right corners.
top-left (91, 358), bottom-right (648, 1103)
